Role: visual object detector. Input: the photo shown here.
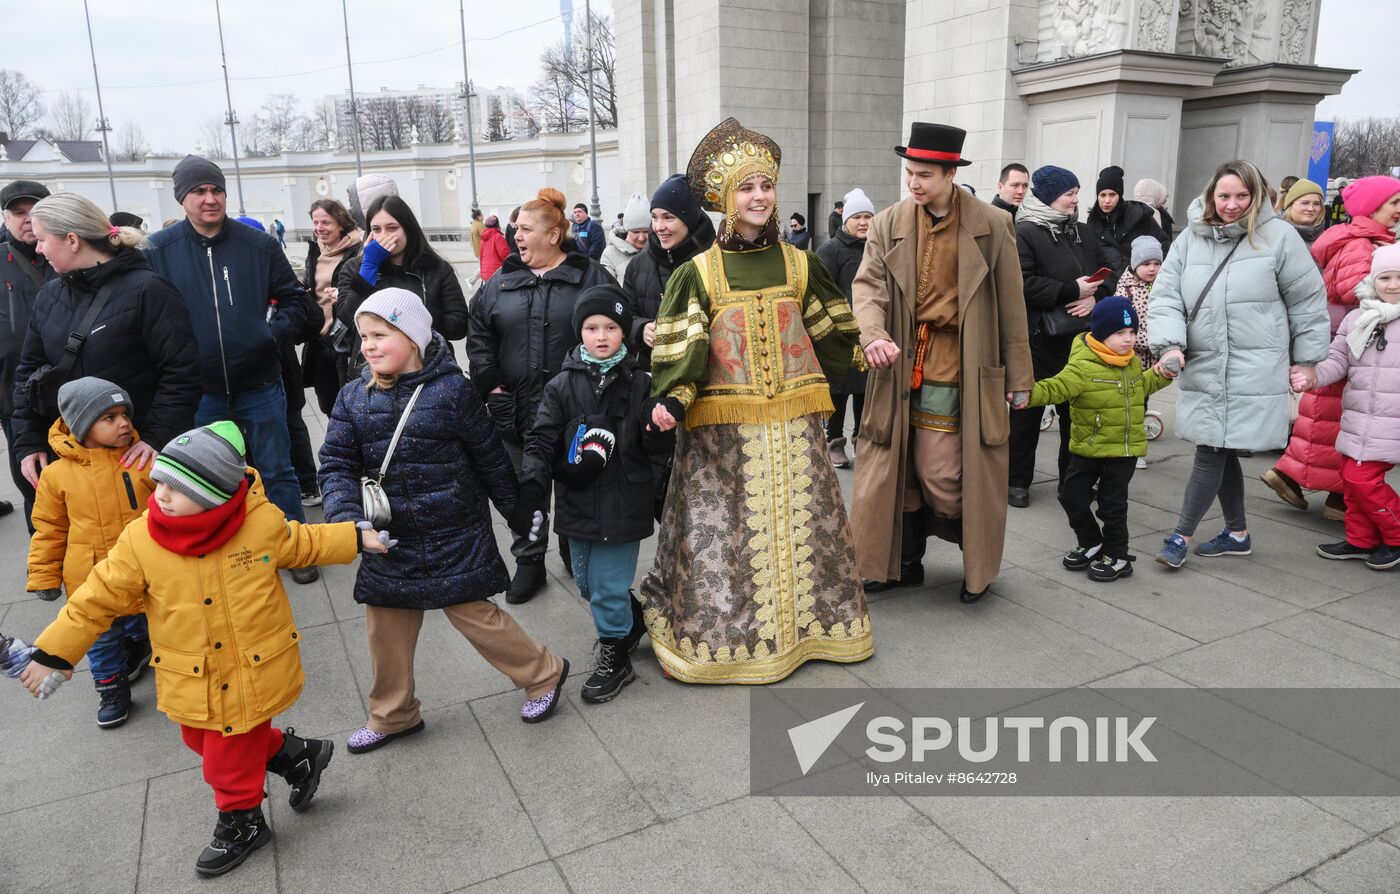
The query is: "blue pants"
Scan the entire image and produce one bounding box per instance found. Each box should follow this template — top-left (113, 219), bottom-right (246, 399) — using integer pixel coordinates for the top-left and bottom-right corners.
top-left (196, 380), bottom-right (305, 523)
top-left (88, 614), bottom-right (148, 682)
top-left (569, 539), bottom-right (640, 640)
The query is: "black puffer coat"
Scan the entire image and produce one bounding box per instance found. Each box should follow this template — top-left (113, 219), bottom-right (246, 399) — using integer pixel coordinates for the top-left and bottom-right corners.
top-left (521, 348), bottom-right (659, 544)
top-left (620, 215), bottom-right (716, 368)
top-left (335, 249), bottom-right (468, 371)
top-left (318, 333), bottom-right (519, 608)
top-left (1015, 217), bottom-right (1114, 369)
top-left (815, 227), bottom-right (869, 393)
top-left (1087, 199), bottom-right (1169, 274)
top-left (12, 248), bottom-right (201, 456)
top-left (465, 251), bottom-right (617, 445)
top-left (0, 232), bottom-right (55, 417)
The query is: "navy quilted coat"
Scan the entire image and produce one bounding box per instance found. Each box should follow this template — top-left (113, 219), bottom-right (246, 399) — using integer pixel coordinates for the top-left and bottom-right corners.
top-left (318, 333), bottom-right (520, 608)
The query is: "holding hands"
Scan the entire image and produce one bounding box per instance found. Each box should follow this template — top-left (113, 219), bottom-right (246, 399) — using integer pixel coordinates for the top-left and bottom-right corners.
top-left (18, 662), bottom-right (71, 699)
top-left (1289, 365), bottom-right (1317, 393)
top-left (863, 338), bottom-right (901, 369)
top-left (1154, 349), bottom-right (1185, 379)
top-left (356, 520), bottom-right (398, 554)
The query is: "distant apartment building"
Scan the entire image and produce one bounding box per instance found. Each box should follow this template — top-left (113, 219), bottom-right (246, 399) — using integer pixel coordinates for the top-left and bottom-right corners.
top-left (328, 84), bottom-right (532, 150)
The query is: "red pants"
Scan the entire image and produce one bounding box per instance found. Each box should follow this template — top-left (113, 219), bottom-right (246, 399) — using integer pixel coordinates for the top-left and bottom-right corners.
top-left (181, 721), bottom-right (285, 812)
top-left (1342, 460), bottom-right (1400, 549)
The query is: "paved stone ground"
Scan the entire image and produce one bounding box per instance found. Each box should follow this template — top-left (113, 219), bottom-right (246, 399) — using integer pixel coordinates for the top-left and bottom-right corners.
top-left (3, 365), bottom-right (1400, 892)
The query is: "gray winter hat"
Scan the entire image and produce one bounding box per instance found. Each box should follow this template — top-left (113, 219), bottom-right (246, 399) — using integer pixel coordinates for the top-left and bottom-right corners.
top-left (173, 155), bottom-right (226, 203)
top-left (151, 421), bottom-right (247, 509)
top-left (57, 377), bottom-right (132, 443)
top-left (1130, 235), bottom-right (1164, 270)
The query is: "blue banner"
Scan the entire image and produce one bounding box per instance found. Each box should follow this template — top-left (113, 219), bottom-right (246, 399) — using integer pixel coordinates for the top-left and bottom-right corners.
top-left (1308, 122), bottom-right (1334, 186)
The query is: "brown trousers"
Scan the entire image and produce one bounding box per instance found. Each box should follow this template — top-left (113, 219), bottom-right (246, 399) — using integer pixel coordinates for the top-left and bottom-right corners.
top-left (902, 427), bottom-right (963, 518)
top-left (364, 600), bottom-right (564, 734)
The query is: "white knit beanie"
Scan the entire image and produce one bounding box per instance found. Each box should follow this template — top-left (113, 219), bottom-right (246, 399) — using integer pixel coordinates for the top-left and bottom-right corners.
top-left (842, 187), bottom-right (875, 222)
top-left (356, 287), bottom-right (433, 357)
top-left (622, 192), bottom-right (650, 230)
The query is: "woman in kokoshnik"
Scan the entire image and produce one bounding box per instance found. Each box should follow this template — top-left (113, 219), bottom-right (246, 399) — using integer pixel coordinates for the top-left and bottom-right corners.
top-left (639, 117), bottom-right (872, 684)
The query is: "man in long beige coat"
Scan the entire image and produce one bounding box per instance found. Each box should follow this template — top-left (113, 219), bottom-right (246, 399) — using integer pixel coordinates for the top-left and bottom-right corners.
top-left (851, 123), bottom-right (1033, 602)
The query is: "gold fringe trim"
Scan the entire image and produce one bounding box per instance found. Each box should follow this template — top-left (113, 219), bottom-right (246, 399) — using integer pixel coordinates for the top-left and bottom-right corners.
top-left (685, 388), bottom-right (834, 429)
top-left (651, 627), bottom-right (874, 685)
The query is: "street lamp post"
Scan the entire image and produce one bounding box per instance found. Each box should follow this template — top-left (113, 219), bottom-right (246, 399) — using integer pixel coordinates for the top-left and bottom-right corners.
top-left (81, 0), bottom-right (118, 210)
top-left (458, 0), bottom-right (480, 213)
top-left (341, 0), bottom-right (363, 177)
top-left (213, 0), bottom-right (247, 215)
top-left (584, 0), bottom-right (600, 219)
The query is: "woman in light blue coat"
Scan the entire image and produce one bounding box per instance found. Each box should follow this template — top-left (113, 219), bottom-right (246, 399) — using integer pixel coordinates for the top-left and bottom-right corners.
top-left (1148, 159), bottom-right (1329, 569)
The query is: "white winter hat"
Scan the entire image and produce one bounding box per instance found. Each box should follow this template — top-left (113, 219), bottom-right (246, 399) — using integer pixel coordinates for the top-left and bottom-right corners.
top-left (355, 173), bottom-right (399, 214)
top-left (842, 187), bottom-right (875, 222)
top-left (622, 192), bottom-right (650, 230)
top-left (356, 287), bottom-right (433, 357)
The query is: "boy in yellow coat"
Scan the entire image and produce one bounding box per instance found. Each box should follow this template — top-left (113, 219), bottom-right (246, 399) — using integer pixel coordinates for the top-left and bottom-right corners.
top-left (27, 378), bottom-right (156, 728)
top-left (20, 421), bottom-right (391, 877)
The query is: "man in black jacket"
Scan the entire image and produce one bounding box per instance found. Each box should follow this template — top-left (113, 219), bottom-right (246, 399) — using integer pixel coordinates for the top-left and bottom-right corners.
top-left (0, 180), bottom-right (56, 525)
top-left (991, 163), bottom-right (1028, 219)
top-left (144, 157), bottom-right (317, 581)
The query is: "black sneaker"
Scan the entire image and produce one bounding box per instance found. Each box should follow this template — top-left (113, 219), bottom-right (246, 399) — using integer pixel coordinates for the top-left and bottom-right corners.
top-left (195, 807), bottom-right (272, 876)
top-left (581, 638), bottom-right (635, 704)
top-left (1317, 541), bottom-right (1373, 561)
top-left (507, 561), bottom-right (546, 604)
top-left (0, 500), bottom-right (12, 517)
top-left (289, 566), bottom-right (320, 585)
top-left (95, 676), bottom-right (131, 728)
top-left (1366, 544), bottom-right (1400, 571)
top-left (1063, 544), bottom-right (1102, 571)
top-left (1008, 486), bottom-right (1030, 508)
top-left (124, 637), bottom-right (152, 684)
top-left (265, 727), bottom-right (333, 812)
top-left (1087, 554), bottom-right (1134, 582)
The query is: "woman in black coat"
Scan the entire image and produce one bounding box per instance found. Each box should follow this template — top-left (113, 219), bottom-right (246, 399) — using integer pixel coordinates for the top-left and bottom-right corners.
top-left (620, 174), bottom-right (716, 369)
top-left (1088, 165), bottom-right (1170, 275)
top-left (1006, 166), bottom-right (1113, 507)
top-left (815, 194), bottom-right (873, 468)
top-left (14, 193), bottom-right (200, 487)
top-left (335, 195), bottom-right (467, 374)
top-left (302, 199), bottom-right (363, 412)
top-left (465, 187), bottom-right (617, 602)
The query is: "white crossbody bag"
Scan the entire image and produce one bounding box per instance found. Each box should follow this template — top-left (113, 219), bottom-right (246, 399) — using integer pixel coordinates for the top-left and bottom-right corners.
top-left (360, 383), bottom-right (425, 529)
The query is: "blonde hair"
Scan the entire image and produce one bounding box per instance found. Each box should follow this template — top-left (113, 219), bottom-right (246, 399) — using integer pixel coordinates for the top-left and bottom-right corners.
top-left (1201, 160), bottom-right (1269, 248)
top-left (29, 192), bottom-right (147, 253)
top-left (357, 311), bottom-right (404, 392)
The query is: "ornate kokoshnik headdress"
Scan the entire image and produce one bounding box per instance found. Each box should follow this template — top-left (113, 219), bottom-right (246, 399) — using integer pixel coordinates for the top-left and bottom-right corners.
top-left (686, 117), bottom-right (782, 239)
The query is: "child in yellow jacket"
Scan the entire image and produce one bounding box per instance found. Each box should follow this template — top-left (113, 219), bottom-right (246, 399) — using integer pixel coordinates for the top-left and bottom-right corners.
top-left (19, 421), bottom-right (391, 877)
top-left (27, 377), bottom-right (156, 729)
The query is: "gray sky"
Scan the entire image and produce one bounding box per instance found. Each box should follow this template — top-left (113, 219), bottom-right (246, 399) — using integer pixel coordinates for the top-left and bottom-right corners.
top-left (2, 0), bottom-right (1386, 151)
top-left (5, 0), bottom-right (612, 150)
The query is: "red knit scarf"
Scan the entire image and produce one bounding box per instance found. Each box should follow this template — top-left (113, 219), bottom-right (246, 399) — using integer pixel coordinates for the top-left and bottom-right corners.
top-left (146, 479), bottom-right (250, 556)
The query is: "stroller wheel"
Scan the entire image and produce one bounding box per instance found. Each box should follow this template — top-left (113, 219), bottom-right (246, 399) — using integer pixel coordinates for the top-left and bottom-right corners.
top-left (1144, 410), bottom-right (1164, 441)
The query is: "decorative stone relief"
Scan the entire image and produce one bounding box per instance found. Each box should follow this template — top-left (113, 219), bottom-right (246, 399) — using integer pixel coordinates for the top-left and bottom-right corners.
top-left (1277, 0), bottom-right (1311, 63)
top-left (1134, 0), bottom-right (1176, 51)
top-left (1194, 0), bottom-right (1271, 66)
top-left (1047, 0), bottom-right (1130, 57)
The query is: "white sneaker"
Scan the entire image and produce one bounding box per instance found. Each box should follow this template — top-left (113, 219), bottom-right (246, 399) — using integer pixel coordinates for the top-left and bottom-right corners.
top-left (1135, 457), bottom-right (1147, 470)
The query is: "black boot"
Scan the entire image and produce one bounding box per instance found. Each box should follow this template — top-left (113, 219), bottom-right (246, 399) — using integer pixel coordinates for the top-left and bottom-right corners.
top-left (507, 560), bottom-right (546, 604)
top-left (195, 807), bottom-right (272, 876)
top-left (582, 638), bottom-right (635, 703)
top-left (863, 510), bottom-right (927, 591)
top-left (265, 727), bottom-right (333, 812)
top-left (559, 534), bottom-right (573, 577)
top-left (618, 592), bottom-right (646, 653)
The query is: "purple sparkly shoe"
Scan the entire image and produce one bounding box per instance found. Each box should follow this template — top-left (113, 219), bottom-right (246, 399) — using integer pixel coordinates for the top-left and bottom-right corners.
top-left (521, 659), bottom-right (570, 724)
top-left (346, 720), bottom-right (425, 754)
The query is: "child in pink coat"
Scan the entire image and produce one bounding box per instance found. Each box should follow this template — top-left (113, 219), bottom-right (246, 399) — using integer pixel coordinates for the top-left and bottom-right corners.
top-left (1293, 243), bottom-right (1400, 570)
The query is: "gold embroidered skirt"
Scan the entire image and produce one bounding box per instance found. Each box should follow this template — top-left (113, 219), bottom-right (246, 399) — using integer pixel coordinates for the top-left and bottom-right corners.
top-left (639, 413), bottom-right (873, 684)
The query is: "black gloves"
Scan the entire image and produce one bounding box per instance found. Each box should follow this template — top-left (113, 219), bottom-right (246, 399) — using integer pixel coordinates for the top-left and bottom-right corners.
top-left (641, 396), bottom-right (685, 431)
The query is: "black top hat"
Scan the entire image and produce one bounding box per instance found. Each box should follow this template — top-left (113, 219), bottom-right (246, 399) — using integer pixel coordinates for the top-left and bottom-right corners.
top-left (895, 123), bottom-right (972, 167)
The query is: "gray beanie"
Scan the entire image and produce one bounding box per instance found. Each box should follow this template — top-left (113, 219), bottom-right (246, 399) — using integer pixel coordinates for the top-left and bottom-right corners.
top-left (151, 421), bottom-right (247, 509)
top-left (57, 377), bottom-right (131, 443)
top-left (173, 155), bottom-right (226, 203)
top-left (1130, 235), bottom-right (1164, 270)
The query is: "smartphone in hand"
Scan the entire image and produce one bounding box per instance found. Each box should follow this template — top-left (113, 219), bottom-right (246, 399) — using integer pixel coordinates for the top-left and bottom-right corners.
top-left (1086, 266), bottom-right (1114, 283)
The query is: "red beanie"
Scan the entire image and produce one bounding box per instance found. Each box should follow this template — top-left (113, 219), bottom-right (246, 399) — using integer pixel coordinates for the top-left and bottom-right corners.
top-left (1341, 176), bottom-right (1400, 219)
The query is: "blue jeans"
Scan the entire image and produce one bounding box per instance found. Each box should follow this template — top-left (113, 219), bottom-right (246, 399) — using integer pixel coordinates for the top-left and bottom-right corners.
top-left (87, 614), bottom-right (148, 682)
top-left (569, 539), bottom-right (641, 639)
top-left (196, 380), bottom-right (305, 522)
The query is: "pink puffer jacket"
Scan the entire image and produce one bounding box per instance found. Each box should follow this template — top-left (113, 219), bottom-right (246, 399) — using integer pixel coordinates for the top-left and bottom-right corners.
top-left (1311, 218), bottom-right (1397, 333)
top-left (1313, 297), bottom-right (1400, 465)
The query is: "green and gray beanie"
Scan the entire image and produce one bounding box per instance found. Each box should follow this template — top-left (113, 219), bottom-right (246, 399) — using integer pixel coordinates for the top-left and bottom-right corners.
top-left (150, 421), bottom-right (247, 509)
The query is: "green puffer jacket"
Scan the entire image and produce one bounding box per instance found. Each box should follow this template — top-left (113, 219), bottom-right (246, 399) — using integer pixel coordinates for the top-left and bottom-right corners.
top-left (1029, 335), bottom-right (1174, 458)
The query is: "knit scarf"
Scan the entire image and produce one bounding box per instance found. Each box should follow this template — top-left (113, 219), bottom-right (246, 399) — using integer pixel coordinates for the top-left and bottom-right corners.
top-left (1085, 335), bottom-right (1132, 367)
top-left (581, 343), bottom-right (629, 375)
top-left (1018, 192), bottom-right (1072, 237)
top-left (146, 479), bottom-right (250, 556)
top-left (1346, 297), bottom-right (1400, 359)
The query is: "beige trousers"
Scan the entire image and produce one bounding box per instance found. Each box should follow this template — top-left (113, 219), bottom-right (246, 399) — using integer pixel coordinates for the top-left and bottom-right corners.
top-left (364, 600), bottom-right (564, 734)
top-left (902, 427), bottom-right (963, 518)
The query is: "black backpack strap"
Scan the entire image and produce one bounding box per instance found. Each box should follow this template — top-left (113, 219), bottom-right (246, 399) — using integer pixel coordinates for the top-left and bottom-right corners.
top-left (54, 281), bottom-right (118, 379)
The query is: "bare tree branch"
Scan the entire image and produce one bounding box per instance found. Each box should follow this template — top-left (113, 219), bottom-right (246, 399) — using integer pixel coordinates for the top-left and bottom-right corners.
top-left (196, 117), bottom-right (230, 159)
top-left (1330, 117), bottom-right (1400, 180)
top-left (0, 70), bottom-right (44, 138)
top-left (115, 120), bottom-right (148, 161)
top-left (48, 91), bottom-right (93, 142)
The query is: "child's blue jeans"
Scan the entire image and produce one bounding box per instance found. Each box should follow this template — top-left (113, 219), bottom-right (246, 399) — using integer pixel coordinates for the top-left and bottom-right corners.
top-left (569, 539), bottom-right (641, 639)
top-left (87, 614), bottom-right (148, 682)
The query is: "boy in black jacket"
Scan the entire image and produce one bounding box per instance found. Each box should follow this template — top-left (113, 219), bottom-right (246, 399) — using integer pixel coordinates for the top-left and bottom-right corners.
top-left (511, 285), bottom-right (667, 702)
